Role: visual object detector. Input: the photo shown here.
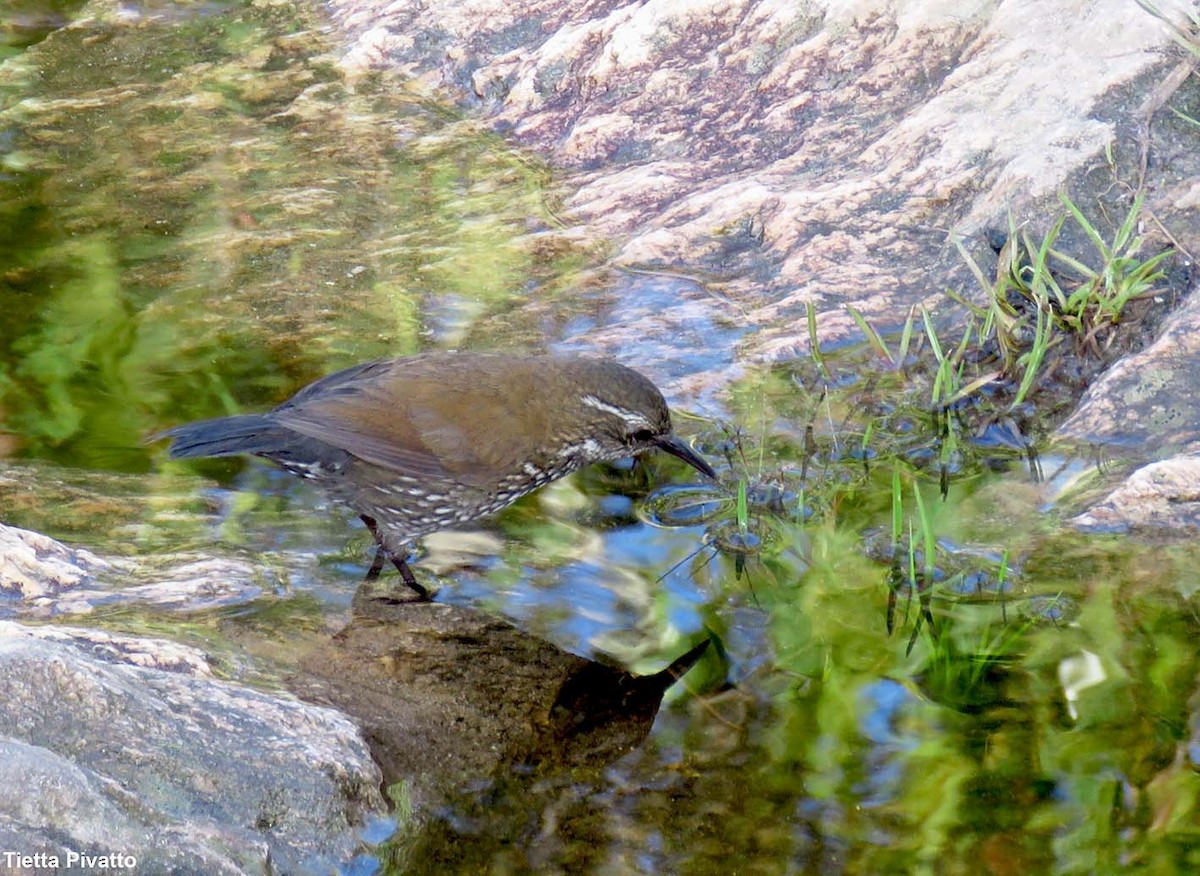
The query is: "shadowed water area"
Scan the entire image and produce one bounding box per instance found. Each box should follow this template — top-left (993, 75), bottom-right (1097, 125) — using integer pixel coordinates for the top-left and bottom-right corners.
top-left (3, 1), bottom-right (1200, 873)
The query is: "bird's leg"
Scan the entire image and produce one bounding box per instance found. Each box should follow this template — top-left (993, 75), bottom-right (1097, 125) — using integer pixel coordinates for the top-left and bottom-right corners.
top-left (360, 515), bottom-right (430, 600)
top-left (391, 556), bottom-right (428, 599)
top-left (364, 544), bottom-right (387, 582)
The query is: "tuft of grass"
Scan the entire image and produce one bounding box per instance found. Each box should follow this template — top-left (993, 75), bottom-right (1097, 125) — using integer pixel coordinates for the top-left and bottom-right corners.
top-left (919, 610), bottom-right (1038, 703)
top-left (994, 194), bottom-right (1171, 356)
top-left (1136, 0), bottom-right (1200, 58)
top-left (1051, 193), bottom-right (1172, 335)
top-left (943, 192), bottom-right (1171, 410)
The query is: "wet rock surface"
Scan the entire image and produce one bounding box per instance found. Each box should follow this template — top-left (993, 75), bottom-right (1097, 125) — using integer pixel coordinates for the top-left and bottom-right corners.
top-left (1071, 452), bottom-right (1200, 532)
top-left (0, 522), bottom-right (705, 864)
top-left (0, 522), bottom-right (268, 618)
top-left (332, 0), bottom-right (1193, 347)
top-left (0, 737), bottom-right (252, 876)
top-left (1056, 283), bottom-right (1200, 457)
top-left (0, 620), bottom-right (386, 874)
top-left (0, 522), bottom-right (116, 601)
top-left (291, 582), bottom-right (708, 806)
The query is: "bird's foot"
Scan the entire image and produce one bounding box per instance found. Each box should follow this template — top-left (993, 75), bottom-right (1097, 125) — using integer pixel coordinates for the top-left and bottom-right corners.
top-left (362, 533), bottom-right (432, 600)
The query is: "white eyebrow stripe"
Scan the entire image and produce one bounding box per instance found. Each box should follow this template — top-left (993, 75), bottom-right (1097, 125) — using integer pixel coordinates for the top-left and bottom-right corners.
top-left (581, 394), bottom-right (654, 429)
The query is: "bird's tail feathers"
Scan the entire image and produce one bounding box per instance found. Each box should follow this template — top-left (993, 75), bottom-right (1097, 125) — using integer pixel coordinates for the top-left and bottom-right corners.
top-left (153, 414), bottom-right (287, 459)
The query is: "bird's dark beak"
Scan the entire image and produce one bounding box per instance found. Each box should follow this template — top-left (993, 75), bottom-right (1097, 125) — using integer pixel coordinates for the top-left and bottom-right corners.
top-left (655, 434), bottom-right (717, 479)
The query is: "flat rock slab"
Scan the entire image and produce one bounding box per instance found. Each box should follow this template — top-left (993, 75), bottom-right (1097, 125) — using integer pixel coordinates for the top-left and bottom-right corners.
top-left (1056, 281), bottom-right (1200, 457)
top-left (0, 621), bottom-right (386, 874)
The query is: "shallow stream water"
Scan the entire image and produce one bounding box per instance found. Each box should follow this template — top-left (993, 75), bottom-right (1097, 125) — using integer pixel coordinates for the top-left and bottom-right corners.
top-left (3, 2), bottom-right (1200, 873)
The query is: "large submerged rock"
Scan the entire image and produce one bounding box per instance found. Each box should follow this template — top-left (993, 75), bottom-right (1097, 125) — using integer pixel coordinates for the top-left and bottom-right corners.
top-left (292, 584), bottom-right (709, 806)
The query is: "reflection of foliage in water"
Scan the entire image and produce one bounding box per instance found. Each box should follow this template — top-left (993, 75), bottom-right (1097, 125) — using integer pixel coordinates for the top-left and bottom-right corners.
top-left (586, 343), bottom-right (1200, 874)
top-left (0, 0), bottom-right (86, 60)
top-left (417, 350), bottom-right (1200, 872)
top-left (388, 503), bottom-right (1200, 874)
top-left (0, 0), bottom-right (594, 469)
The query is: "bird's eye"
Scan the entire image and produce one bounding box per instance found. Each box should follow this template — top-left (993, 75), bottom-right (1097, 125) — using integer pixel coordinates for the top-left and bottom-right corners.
top-left (628, 428), bottom-right (655, 445)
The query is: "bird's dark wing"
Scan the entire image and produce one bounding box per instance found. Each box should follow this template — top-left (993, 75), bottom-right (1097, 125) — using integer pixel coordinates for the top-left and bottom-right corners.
top-left (273, 405), bottom-right (459, 481)
top-left (270, 358), bottom-right (508, 484)
top-left (268, 354), bottom-right (553, 487)
top-left (264, 359), bottom-right (447, 479)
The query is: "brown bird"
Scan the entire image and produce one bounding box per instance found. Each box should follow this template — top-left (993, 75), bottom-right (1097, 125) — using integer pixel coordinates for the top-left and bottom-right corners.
top-left (155, 352), bottom-right (716, 598)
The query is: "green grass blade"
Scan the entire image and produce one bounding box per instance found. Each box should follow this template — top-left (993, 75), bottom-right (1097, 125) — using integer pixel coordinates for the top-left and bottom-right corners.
top-left (807, 301), bottom-right (828, 380)
top-left (943, 286), bottom-right (990, 320)
top-left (943, 370), bottom-right (1002, 408)
top-left (1110, 193), bottom-right (1145, 255)
top-left (1026, 217), bottom-right (1069, 311)
top-left (907, 518), bottom-right (917, 583)
top-left (1059, 193), bottom-right (1110, 261)
top-left (846, 305), bottom-right (894, 365)
top-left (951, 317), bottom-right (976, 368)
top-left (951, 236), bottom-right (997, 305)
top-left (1171, 106), bottom-right (1200, 127)
top-left (931, 357), bottom-right (948, 407)
top-left (1045, 246), bottom-right (1095, 279)
top-left (898, 306), bottom-right (916, 364)
top-left (1013, 298), bottom-right (1053, 405)
top-left (891, 463), bottom-right (903, 552)
top-left (911, 482), bottom-right (936, 578)
top-left (921, 307), bottom-right (945, 362)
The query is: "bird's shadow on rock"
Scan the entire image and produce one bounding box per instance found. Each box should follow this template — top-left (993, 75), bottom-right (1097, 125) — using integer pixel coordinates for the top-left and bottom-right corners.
top-left (287, 579), bottom-right (709, 813)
